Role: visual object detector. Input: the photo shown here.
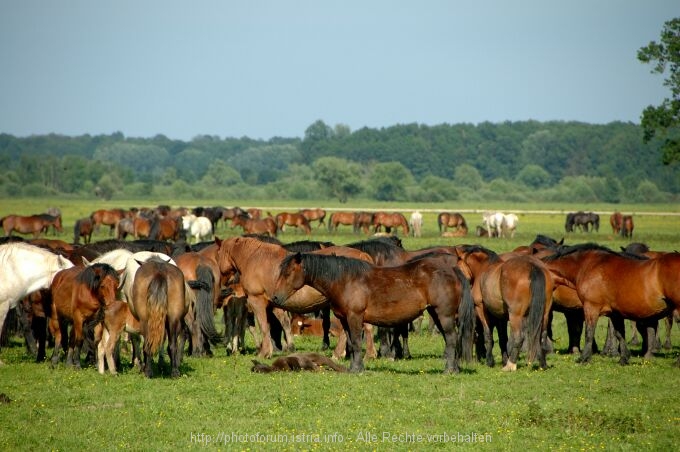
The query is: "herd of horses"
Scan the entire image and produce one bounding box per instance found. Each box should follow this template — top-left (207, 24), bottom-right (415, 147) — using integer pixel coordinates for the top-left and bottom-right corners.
top-left (0, 204), bottom-right (674, 379)
top-left (565, 211), bottom-right (634, 238)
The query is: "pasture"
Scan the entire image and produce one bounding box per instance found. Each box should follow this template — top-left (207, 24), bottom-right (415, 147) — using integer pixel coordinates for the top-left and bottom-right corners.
top-left (1, 199), bottom-right (680, 450)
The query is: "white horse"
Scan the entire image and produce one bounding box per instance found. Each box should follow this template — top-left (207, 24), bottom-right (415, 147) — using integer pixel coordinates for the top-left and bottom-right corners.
top-left (409, 211), bottom-right (423, 237)
top-left (0, 242), bottom-right (74, 364)
top-left (502, 213), bottom-right (519, 238)
top-left (482, 211), bottom-right (505, 238)
top-left (182, 214), bottom-right (213, 244)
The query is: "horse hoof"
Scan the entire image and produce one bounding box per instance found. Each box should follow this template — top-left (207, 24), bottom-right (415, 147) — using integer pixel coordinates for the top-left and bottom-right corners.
top-left (501, 362), bottom-right (517, 372)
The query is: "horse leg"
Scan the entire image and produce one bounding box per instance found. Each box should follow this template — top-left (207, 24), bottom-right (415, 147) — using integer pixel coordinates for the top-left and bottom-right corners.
top-left (377, 327), bottom-right (393, 359)
top-left (34, 315), bottom-right (48, 362)
top-left (663, 314), bottom-right (674, 350)
top-left (565, 309), bottom-right (584, 354)
top-left (577, 306), bottom-right (600, 364)
top-left (601, 318), bottom-right (619, 357)
top-left (428, 307), bottom-right (460, 374)
top-left (272, 308), bottom-right (295, 352)
top-left (321, 306), bottom-right (331, 350)
top-left (502, 315), bottom-right (523, 372)
top-left (48, 316), bottom-right (64, 368)
top-left (249, 297), bottom-right (273, 358)
top-left (400, 324), bottom-right (412, 360)
top-left (610, 316), bottom-right (630, 365)
top-left (496, 319), bottom-right (509, 366)
top-left (363, 323), bottom-right (377, 359)
top-left (344, 315), bottom-right (365, 372)
top-left (168, 321), bottom-right (181, 378)
top-left (628, 320), bottom-right (640, 346)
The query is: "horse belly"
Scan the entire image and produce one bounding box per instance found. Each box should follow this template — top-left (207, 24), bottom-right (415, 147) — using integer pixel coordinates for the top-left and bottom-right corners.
top-left (363, 289), bottom-right (427, 326)
top-left (279, 286), bottom-right (327, 313)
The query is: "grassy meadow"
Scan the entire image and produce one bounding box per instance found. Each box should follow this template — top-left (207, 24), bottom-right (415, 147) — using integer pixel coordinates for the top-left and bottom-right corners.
top-left (1, 198), bottom-right (680, 451)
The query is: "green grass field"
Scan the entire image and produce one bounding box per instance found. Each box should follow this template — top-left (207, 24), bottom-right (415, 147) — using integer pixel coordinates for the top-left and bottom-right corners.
top-left (1, 198), bottom-right (680, 451)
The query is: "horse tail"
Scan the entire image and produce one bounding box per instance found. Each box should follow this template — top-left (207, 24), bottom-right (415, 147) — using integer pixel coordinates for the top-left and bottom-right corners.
top-left (145, 273), bottom-right (168, 356)
top-left (73, 219), bottom-right (81, 245)
top-left (188, 265), bottom-right (222, 345)
top-left (526, 264), bottom-right (547, 363)
top-left (437, 214), bottom-right (443, 233)
top-left (454, 266), bottom-right (475, 363)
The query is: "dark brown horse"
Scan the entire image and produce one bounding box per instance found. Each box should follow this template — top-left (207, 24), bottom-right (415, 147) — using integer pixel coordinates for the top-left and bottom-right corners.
top-left (621, 215), bottom-right (634, 239)
top-left (299, 208), bottom-right (327, 228)
top-left (0, 214), bottom-right (63, 238)
top-left (91, 208), bottom-right (133, 235)
top-left (372, 212), bottom-right (410, 235)
top-left (437, 212), bottom-right (468, 234)
top-left (149, 216), bottom-right (183, 241)
top-left (610, 212), bottom-right (623, 235)
top-left (544, 243), bottom-right (680, 366)
top-left (232, 214), bottom-right (277, 237)
top-left (275, 212), bottom-right (312, 235)
top-left (454, 245), bottom-right (558, 371)
top-left (130, 257), bottom-right (191, 378)
top-left (272, 252), bottom-right (475, 373)
top-left (73, 217), bottom-right (94, 245)
top-left (48, 263), bottom-right (121, 369)
top-left (328, 211), bottom-right (356, 232)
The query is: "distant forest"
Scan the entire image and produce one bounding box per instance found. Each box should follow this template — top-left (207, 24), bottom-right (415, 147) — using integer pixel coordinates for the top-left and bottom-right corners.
top-left (0, 119), bottom-right (678, 203)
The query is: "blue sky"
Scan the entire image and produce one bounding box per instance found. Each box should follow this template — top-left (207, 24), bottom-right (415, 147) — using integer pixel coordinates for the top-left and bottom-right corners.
top-left (0, 1), bottom-right (677, 141)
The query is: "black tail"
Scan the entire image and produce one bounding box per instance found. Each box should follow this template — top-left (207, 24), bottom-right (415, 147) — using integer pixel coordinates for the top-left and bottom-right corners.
top-left (189, 265), bottom-right (222, 345)
top-left (454, 267), bottom-right (475, 363)
top-left (526, 264), bottom-right (547, 363)
top-left (73, 219), bottom-right (81, 245)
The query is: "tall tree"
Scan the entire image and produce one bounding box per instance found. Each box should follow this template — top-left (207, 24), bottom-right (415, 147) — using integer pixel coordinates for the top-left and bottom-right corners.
top-left (638, 17), bottom-right (680, 164)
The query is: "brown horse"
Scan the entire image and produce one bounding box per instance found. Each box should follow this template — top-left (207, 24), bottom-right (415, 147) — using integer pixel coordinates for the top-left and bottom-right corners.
top-left (48, 263), bottom-right (121, 369)
top-left (372, 212), bottom-right (410, 236)
top-left (275, 212), bottom-right (312, 235)
top-left (133, 216), bottom-right (153, 239)
top-left (149, 216), bottom-right (183, 241)
top-left (272, 252), bottom-right (475, 373)
top-left (544, 243), bottom-right (680, 366)
top-left (610, 212), bottom-right (623, 235)
top-left (353, 212), bottom-right (374, 234)
top-left (232, 214), bottom-right (277, 237)
top-left (328, 211), bottom-right (356, 232)
top-left (299, 208), bottom-right (327, 228)
top-left (130, 257), bottom-right (191, 378)
top-left (73, 217), bottom-right (94, 245)
top-left (0, 214), bottom-right (63, 238)
top-left (454, 245), bottom-right (557, 371)
top-left (91, 208), bottom-right (133, 236)
top-left (621, 215), bottom-right (634, 239)
top-left (95, 299), bottom-right (141, 375)
top-left (437, 212), bottom-right (468, 235)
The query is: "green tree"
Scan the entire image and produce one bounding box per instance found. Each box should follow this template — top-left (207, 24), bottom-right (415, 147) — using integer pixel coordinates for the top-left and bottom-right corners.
top-left (638, 17), bottom-right (680, 164)
top-left (312, 157), bottom-right (362, 203)
top-left (453, 164), bottom-right (483, 190)
top-left (369, 162), bottom-right (414, 201)
top-left (516, 164), bottom-right (551, 189)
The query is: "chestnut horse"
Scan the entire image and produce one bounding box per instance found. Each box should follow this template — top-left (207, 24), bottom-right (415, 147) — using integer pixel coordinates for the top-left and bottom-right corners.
top-left (372, 212), bottom-right (410, 236)
top-left (48, 263), bottom-right (121, 369)
top-left (91, 208), bottom-right (133, 236)
top-left (437, 212), bottom-right (468, 235)
top-left (328, 211), bottom-right (356, 232)
top-left (610, 212), bottom-right (623, 235)
top-left (232, 214), bottom-right (277, 237)
top-left (73, 217), bottom-right (94, 245)
top-left (299, 208), bottom-right (327, 228)
top-left (271, 252), bottom-right (475, 373)
top-left (0, 214), bottom-right (63, 238)
top-left (275, 212), bottom-right (312, 235)
top-left (131, 257), bottom-right (191, 378)
top-left (544, 243), bottom-right (680, 366)
top-left (621, 215), bottom-right (634, 239)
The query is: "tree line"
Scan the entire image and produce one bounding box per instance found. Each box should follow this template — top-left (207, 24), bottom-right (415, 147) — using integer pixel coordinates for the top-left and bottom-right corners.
top-left (0, 119), bottom-right (677, 203)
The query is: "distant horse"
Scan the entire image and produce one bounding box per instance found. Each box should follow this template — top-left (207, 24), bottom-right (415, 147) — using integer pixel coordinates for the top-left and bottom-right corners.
top-left (372, 212), bottom-right (410, 236)
top-left (48, 263), bottom-right (121, 369)
top-left (73, 217), bottom-right (94, 245)
top-left (149, 216), bottom-right (183, 241)
top-left (610, 212), bottom-right (623, 235)
top-left (328, 211), bottom-right (356, 232)
top-left (566, 211), bottom-right (599, 233)
top-left (133, 216), bottom-right (153, 240)
top-left (454, 245), bottom-right (557, 371)
top-left (502, 213), bottom-right (519, 238)
top-left (275, 212), bottom-right (312, 235)
top-left (91, 208), bottom-right (133, 236)
top-left (544, 243), bottom-right (680, 365)
top-left (271, 252), bottom-right (475, 373)
top-left (182, 214), bottom-right (213, 243)
top-left (482, 211), bottom-right (505, 238)
top-left (247, 208), bottom-right (262, 219)
top-left (299, 208), bottom-right (327, 228)
top-left (221, 206), bottom-right (248, 227)
top-left (621, 215), bottom-right (634, 239)
top-left (353, 212), bottom-right (374, 234)
top-left (231, 213), bottom-right (277, 237)
top-left (0, 242), bottom-right (74, 364)
top-left (409, 211), bottom-right (423, 237)
top-left (0, 214), bottom-right (63, 238)
top-left (46, 207), bottom-right (62, 235)
top-left (438, 212), bottom-right (467, 235)
top-left (115, 218), bottom-right (135, 240)
top-left (131, 257), bottom-right (191, 378)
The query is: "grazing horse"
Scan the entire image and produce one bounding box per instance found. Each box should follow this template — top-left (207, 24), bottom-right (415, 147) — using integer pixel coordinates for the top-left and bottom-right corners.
top-left (438, 212), bottom-right (468, 235)
top-left (48, 263), bottom-right (121, 369)
top-left (182, 214), bottom-right (213, 243)
top-left (328, 211), bottom-right (356, 232)
top-left (502, 213), bottom-right (519, 238)
top-left (73, 217), bottom-right (94, 245)
top-left (454, 246), bottom-right (557, 371)
top-left (482, 212), bottom-right (505, 238)
top-left (275, 212), bottom-right (312, 235)
top-left (372, 212), bottom-right (410, 236)
top-left (353, 212), bottom-right (374, 234)
top-left (149, 216), bottom-right (183, 241)
top-left (621, 215), bottom-right (634, 239)
top-left (130, 257), bottom-right (191, 378)
top-left (409, 211), bottom-right (423, 237)
top-left (0, 214), bottom-right (62, 238)
top-left (610, 212), bottom-right (623, 235)
top-left (543, 244), bottom-right (680, 366)
top-left (91, 208), bottom-right (133, 236)
top-left (271, 252), bottom-right (475, 373)
top-left (299, 208), bottom-right (327, 228)
top-left (0, 242), bottom-right (75, 364)
top-left (231, 214), bottom-right (277, 237)
top-left (567, 211), bottom-right (599, 233)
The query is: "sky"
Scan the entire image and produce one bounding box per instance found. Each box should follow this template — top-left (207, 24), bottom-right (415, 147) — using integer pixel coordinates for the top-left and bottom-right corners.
top-left (0, 1), bottom-right (677, 141)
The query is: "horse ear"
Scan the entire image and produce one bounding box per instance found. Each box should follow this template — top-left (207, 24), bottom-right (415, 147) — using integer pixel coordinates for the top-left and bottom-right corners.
top-left (214, 236), bottom-right (222, 247)
top-left (81, 256), bottom-right (91, 266)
